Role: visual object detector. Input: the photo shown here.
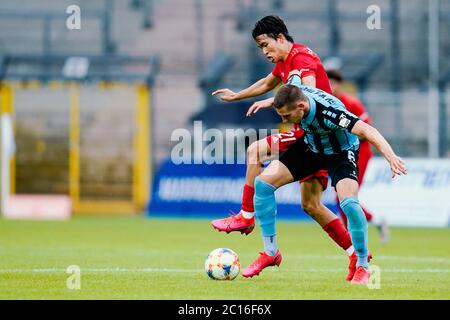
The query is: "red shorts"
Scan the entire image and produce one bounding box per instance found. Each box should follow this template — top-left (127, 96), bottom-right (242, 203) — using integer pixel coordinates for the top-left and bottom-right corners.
top-left (266, 130), bottom-right (329, 190)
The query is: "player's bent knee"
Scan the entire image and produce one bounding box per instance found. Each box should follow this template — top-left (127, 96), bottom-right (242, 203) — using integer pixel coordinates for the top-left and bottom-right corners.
top-left (259, 160), bottom-right (293, 188)
top-left (335, 178), bottom-right (359, 201)
top-left (246, 141), bottom-right (259, 164)
top-left (247, 139), bottom-right (270, 164)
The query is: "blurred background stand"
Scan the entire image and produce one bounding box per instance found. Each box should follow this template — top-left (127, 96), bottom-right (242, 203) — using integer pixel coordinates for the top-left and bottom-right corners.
top-left (0, 0), bottom-right (449, 220)
top-left (0, 53), bottom-right (160, 215)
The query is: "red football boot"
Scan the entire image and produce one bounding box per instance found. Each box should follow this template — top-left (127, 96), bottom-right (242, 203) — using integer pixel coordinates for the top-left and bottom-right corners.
top-left (346, 251), bottom-right (373, 281)
top-left (211, 212), bottom-right (255, 235)
top-left (350, 266), bottom-right (370, 285)
top-left (241, 250), bottom-right (282, 278)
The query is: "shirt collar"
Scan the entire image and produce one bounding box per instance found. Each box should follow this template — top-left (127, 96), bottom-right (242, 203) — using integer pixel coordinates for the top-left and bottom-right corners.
top-left (302, 95), bottom-right (316, 124)
top-left (285, 44), bottom-right (295, 61)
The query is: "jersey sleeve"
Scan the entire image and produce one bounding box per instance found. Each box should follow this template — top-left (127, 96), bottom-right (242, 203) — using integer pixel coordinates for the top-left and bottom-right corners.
top-left (287, 74), bottom-right (302, 87)
top-left (321, 107), bottom-right (360, 132)
top-left (291, 54), bottom-right (317, 79)
top-left (272, 63), bottom-right (281, 78)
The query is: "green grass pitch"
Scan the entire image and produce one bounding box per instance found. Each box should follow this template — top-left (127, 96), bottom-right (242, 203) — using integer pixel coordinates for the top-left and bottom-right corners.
top-left (0, 216), bottom-right (449, 299)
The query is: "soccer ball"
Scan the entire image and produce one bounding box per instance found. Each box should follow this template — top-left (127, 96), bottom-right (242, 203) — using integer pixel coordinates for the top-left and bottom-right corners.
top-left (204, 248), bottom-right (240, 280)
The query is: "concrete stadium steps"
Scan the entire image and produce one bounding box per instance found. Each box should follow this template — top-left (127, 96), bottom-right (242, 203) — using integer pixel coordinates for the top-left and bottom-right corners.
top-left (0, 0), bottom-right (144, 55)
top-left (0, 0), bottom-right (105, 11)
top-left (230, 0), bottom-right (448, 85)
top-left (131, 0), bottom-right (242, 74)
top-left (131, 0), bottom-right (248, 164)
top-left (151, 74), bottom-right (203, 164)
top-left (363, 89), bottom-right (450, 156)
top-left (277, 0), bottom-right (445, 84)
top-left (2, 0), bottom-right (449, 166)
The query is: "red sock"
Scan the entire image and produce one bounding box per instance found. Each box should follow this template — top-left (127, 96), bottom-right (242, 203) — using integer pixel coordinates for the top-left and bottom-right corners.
top-left (241, 184), bottom-right (255, 213)
top-left (361, 205), bottom-right (373, 222)
top-left (322, 218), bottom-right (353, 251)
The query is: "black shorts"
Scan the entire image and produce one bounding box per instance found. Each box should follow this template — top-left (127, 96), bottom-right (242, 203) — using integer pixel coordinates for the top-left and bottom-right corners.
top-left (279, 138), bottom-right (359, 188)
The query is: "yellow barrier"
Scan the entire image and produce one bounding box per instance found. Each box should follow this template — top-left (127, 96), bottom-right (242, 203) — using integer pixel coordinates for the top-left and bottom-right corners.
top-left (69, 83), bottom-right (80, 205)
top-left (133, 84), bottom-right (151, 210)
top-left (2, 81), bottom-right (152, 215)
top-left (0, 84), bottom-right (15, 195)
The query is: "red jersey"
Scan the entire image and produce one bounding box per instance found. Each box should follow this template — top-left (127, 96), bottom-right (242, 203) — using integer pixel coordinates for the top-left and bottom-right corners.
top-left (338, 92), bottom-right (373, 157)
top-left (272, 44), bottom-right (331, 131)
top-left (272, 43), bottom-right (332, 94)
top-left (337, 93), bottom-right (372, 125)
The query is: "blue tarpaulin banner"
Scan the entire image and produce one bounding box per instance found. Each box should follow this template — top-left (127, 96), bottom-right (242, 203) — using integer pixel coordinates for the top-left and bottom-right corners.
top-left (148, 159), bottom-right (339, 220)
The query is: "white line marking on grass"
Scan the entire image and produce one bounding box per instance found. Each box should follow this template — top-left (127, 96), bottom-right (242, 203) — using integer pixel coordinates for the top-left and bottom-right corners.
top-left (272, 268), bottom-right (450, 273)
top-left (373, 256), bottom-right (450, 263)
top-left (0, 267), bottom-right (449, 274)
top-left (292, 254), bottom-right (450, 264)
top-left (0, 268), bottom-right (201, 274)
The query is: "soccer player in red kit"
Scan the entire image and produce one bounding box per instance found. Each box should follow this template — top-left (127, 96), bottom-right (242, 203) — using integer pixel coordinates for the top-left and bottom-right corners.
top-left (212, 16), bottom-right (369, 280)
top-left (327, 69), bottom-right (390, 244)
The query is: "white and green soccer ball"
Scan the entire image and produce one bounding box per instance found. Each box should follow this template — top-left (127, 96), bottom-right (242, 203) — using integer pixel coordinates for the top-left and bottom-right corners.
top-left (204, 248), bottom-right (240, 280)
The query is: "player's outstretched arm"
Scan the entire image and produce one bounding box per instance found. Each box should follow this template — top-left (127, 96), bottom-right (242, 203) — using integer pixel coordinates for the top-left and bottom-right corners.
top-left (246, 97), bottom-right (275, 116)
top-left (351, 121), bottom-right (407, 178)
top-left (212, 73), bottom-right (281, 102)
top-left (246, 71), bottom-right (317, 116)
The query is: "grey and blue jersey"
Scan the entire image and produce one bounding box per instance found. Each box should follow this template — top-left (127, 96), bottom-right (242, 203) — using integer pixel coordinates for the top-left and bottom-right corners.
top-left (286, 79), bottom-right (361, 155)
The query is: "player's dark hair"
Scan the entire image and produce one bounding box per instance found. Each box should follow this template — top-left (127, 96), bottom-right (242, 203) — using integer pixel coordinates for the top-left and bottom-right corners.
top-left (252, 15), bottom-right (294, 43)
top-left (274, 85), bottom-right (308, 110)
top-left (326, 69), bottom-right (344, 82)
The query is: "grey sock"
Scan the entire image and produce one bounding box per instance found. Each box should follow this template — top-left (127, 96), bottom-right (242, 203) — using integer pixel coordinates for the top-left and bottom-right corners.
top-left (263, 235), bottom-right (278, 256)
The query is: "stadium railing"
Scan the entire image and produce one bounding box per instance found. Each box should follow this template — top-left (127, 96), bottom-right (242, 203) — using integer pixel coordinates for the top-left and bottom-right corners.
top-left (198, 53), bottom-right (235, 106)
top-left (130, 0), bottom-right (154, 29)
top-left (0, 8), bottom-right (115, 55)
